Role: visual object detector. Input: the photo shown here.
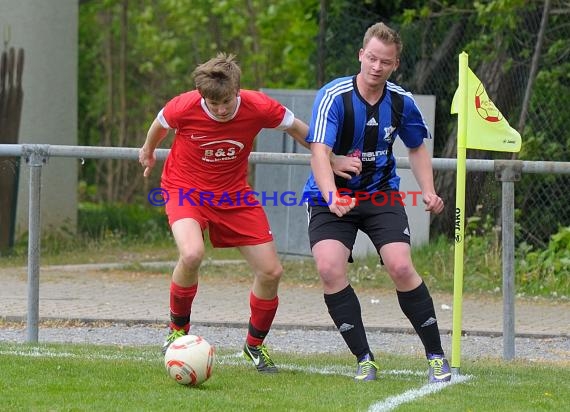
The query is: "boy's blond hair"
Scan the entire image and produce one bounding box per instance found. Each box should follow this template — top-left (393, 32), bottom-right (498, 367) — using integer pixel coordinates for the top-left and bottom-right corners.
top-left (192, 52), bottom-right (241, 100)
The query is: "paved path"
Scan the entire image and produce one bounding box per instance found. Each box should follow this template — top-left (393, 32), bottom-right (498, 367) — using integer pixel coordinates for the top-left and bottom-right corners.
top-left (0, 262), bottom-right (568, 338)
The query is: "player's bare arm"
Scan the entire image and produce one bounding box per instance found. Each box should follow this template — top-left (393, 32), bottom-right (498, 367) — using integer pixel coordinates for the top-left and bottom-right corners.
top-left (408, 143), bottom-right (444, 214)
top-left (286, 119), bottom-right (362, 179)
top-left (285, 117), bottom-right (310, 149)
top-left (310, 142), bottom-right (356, 217)
top-left (139, 118), bottom-right (169, 177)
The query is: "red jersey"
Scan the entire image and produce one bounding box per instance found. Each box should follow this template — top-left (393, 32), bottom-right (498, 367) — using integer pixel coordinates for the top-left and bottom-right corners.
top-left (159, 89), bottom-right (292, 194)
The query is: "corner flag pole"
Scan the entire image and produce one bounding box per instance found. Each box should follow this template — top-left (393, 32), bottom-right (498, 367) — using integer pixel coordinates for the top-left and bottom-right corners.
top-left (451, 52), bottom-right (469, 375)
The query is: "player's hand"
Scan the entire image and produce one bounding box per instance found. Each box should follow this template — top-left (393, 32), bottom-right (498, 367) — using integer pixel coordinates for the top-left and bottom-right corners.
top-left (331, 155), bottom-right (362, 179)
top-left (423, 192), bottom-right (444, 214)
top-left (139, 147), bottom-right (156, 177)
top-left (329, 193), bottom-right (356, 217)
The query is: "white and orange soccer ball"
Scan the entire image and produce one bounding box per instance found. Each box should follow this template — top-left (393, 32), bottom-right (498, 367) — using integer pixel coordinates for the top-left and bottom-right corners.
top-left (164, 335), bottom-right (215, 386)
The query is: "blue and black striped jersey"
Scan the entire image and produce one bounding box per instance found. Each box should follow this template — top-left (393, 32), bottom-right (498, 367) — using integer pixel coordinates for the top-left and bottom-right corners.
top-left (302, 76), bottom-right (430, 201)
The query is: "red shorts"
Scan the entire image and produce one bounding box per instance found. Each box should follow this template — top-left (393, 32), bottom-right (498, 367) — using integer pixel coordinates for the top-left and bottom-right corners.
top-left (164, 188), bottom-right (273, 248)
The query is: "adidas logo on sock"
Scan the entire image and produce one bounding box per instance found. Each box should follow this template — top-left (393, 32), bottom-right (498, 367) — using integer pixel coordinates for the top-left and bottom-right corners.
top-left (420, 317), bottom-right (437, 328)
top-left (338, 323), bottom-right (354, 333)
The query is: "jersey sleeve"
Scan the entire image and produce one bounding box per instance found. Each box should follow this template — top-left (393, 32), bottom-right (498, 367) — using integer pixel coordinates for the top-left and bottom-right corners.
top-left (157, 108), bottom-right (170, 129)
top-left (243, 91), bottom-right (290, 130)
top-left (275, 107), bottom-right (295, 130)
top-left (306, 88), bottom-right (342, 148)
top-left (161, 97), bottom-right (178, 130)
top-left (398, 95), bottom-right (431, 148)
top-left (160, 93), bottom-right (191, 130)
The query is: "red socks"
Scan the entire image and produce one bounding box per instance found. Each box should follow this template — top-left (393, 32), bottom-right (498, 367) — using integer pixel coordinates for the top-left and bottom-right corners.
top-left (169, 282), bottom-right (198, 332)
top-left (169, 284), bottom-right (278, 345)
top-left (246, 291), bottom-right (278, 346)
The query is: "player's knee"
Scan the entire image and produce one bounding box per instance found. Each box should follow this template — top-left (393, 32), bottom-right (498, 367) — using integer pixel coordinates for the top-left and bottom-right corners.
top-left (257, 263), bottom-right (282, 285)
top-left (385, 261), bottom-right (415, 283)
top-left (265, 264), bottom-right (283, 282)
top-left (179, 247), bottom-right (205, 269)
top-left (315, 258), bottom-right (344, 281)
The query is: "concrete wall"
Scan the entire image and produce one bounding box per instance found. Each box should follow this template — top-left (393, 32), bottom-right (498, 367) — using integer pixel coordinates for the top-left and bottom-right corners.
top-left (0, 0), bottom-right (78, 237)
top-left (255, 89), bottom-right (436, 258)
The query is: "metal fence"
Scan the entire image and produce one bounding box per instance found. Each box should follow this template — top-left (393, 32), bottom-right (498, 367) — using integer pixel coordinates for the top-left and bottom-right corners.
top-left (1, 143), bottom-right (569, 360)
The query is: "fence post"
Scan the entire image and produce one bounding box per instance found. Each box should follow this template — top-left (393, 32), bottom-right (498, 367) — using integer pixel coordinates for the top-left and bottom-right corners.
top-left (495, 160), bottom-right (523, 360)
top-left (23, 144), bottom-right (49, 343)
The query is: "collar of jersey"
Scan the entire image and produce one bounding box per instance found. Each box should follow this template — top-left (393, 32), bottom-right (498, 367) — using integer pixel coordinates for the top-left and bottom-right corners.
top-left (200, 96), bottom-right (241, 122)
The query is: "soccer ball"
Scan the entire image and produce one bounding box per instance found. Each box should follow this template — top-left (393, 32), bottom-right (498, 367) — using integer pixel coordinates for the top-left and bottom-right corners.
top-left (164, 335), bottom-right (215, 386)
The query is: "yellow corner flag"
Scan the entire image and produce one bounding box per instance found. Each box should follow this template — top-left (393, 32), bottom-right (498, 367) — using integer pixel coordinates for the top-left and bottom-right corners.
top-left (451, 59), bottom-right (521, 152)
top-left (449, 52), bottom-right (522, 376)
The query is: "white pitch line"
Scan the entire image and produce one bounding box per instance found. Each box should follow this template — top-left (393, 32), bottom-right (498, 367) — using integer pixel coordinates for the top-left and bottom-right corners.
top-left (368, 374), bottom-right (473, 412)
top-left (0, 348), bottom-right (157, 362)
top-left (1, 347), bottom-right (429, 380)
top-left (221, 351), bottom-right (427, 378)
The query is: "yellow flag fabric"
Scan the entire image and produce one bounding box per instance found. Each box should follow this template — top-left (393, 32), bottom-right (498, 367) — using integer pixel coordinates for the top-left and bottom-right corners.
top-left (451, 66), bottom-right (521, 152)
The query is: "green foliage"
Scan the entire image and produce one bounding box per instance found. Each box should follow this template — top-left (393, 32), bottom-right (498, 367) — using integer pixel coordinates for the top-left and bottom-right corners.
top-left (9, 221), bottom-right (78, 258)
top-left (256, 0), bottom-right (320, 88)
top-left (516, 226), bottom-right (570, 297)
top-left (514, 174), bottom-right (569, 248)
top-left (348, 214), bottom-right (567, 298)
top-left (521, 43), bottom-right (570, 161)
top-left (462, 214), bottom-right (504, 291)
top-left (78, 0), bottom-right (320, 204)
top-left (1, 201), bottom-right (173, 263)
top-left (423, 213), bottom-right (503, 294)
top-left (473, 0), bottom-right (527, 30)
top-left (78, 202), bottom-right (170, 242)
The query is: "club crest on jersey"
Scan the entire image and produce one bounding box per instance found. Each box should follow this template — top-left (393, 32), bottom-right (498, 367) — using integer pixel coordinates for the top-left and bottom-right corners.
top-left (383, 125), bottom-right (396, 143)
top-left (200, 139), bottom-right (244, 162)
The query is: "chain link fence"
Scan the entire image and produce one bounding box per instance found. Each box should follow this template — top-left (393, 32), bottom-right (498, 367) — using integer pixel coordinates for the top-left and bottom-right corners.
top-left (320, 1), bottom-right (569, 247)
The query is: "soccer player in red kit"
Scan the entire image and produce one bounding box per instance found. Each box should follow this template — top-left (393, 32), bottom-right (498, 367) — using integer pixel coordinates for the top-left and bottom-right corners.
top-left (139, 52), bottom-right (360, 373)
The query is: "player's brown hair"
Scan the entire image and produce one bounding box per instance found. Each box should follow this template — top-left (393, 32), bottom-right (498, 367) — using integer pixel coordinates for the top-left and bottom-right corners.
top-left (193, 52), bottom-right (241, 101)
top-left (362, 22), bottom-right (403, 57)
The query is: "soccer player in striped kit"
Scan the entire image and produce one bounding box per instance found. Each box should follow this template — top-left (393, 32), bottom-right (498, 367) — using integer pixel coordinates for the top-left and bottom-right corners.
top-left (302, 22), bottom-right (451, 383)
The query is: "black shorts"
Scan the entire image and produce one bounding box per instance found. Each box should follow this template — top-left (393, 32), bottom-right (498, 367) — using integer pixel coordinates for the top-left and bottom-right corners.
top-left (307, 193), bottom-right (411, 260)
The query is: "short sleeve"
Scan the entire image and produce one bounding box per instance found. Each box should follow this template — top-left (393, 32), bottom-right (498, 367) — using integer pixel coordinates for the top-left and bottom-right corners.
top-left (398, 96), bottom-right (430, 148)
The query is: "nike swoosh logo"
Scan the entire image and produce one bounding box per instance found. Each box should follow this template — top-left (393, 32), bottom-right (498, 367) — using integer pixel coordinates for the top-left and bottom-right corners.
top-left (190, 134), bottom-right (208, 140)
top-left (248, 350), bottom-right (261, 366)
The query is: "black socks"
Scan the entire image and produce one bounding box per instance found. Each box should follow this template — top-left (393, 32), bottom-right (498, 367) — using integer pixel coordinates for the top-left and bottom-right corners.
top-left (397, 282), bottom-right (444, 356)
top-left (324, 285), bottom-right (373, 361)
